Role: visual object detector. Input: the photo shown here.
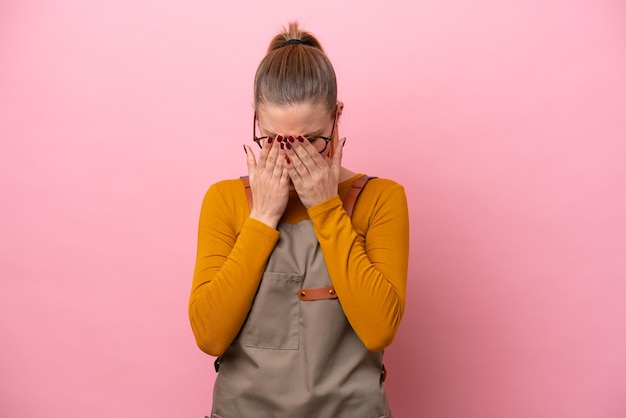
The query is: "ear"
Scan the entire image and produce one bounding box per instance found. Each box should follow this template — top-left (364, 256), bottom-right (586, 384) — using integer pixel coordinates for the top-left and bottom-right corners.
top-left (336, 101), bottom-right (344, 118)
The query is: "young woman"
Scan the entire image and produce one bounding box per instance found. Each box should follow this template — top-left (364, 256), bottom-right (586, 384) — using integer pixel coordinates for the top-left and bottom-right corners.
top-left (189, 22), bottom-right (409, 418)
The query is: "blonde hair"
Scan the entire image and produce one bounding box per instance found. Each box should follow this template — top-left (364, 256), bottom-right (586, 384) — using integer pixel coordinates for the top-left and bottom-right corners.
top-left (254, 22), bottom-right (337, 115)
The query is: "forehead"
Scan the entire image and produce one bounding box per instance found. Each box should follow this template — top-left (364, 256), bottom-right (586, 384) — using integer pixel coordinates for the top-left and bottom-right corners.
top-left (256, 102), bottom-right (332, 133)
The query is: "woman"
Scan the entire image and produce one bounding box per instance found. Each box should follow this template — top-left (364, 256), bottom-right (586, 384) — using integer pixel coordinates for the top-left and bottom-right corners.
top-left (189, 22), bottom-right (409, 418)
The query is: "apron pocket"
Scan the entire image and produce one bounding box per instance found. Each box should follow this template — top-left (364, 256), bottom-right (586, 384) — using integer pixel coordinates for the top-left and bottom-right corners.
top-left (240, 272), bottom-right (303, 350)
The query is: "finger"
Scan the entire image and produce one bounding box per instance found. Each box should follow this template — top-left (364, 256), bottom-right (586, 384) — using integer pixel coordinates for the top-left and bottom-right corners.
top-left (272, 146), bottom-right (286, 178)
top-left (274, 149), bottom-right (291, 192)
top-left (263, 137), bottom-right (281, 172)
top-left (302, 137), bottom-right (329, 168)
top-left (331, 137), bottom-right (346, 173)
top-left (280, 160), bottom-right (290, 186)
top-left (285, 151), bottom-right (303, 185)
top-left (283, 141), bottom-right (305, 183)
top-left (284, 142), bottom-right (308, 178)
top-left (255, 136), bottom-right (274, 171)
top-left (290, 136), bottom-right (324, 171)
top-left (244, 144), bottom-right (257, 175)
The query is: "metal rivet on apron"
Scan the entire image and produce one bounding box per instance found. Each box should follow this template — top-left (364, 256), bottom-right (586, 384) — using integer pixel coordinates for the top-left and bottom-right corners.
top-left (329, 289), bottom-right (335, 295)
top-left (300, 291), bottom-right (306, 297)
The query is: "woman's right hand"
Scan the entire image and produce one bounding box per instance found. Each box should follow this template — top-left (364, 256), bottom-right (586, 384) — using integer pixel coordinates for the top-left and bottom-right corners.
top-left (244, 137), bottom-right (290, 229)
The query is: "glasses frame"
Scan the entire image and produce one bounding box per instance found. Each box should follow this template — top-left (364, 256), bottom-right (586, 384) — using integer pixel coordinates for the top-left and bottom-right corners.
top-left (253, 110), bottom-right (337, 154)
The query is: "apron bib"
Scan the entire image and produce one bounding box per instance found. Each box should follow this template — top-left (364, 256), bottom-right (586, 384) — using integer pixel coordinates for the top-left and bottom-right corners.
top-left (211, 177), bottom-right (391, 418)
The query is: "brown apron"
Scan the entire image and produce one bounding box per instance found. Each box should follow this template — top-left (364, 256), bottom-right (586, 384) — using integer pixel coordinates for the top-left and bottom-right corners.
top-left (210, 177), bottom-right (391, 418)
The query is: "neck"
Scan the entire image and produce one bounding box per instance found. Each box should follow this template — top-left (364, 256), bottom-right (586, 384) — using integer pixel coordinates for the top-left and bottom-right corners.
top-left (339, 167), bottom-right (358, 182)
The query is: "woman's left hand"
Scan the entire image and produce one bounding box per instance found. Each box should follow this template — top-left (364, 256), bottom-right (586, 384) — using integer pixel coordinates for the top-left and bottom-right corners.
top-left (285, 136), bottom-right (345, 208)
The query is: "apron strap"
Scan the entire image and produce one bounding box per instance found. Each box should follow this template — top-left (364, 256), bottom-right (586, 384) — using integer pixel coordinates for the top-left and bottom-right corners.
top-left (240, 176), bottom-right (252, 212)
top-left (342, 175), bottom-right (373, 217)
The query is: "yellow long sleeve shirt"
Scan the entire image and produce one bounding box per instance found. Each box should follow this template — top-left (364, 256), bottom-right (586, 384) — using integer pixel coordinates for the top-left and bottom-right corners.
top-left (189, 174), bottom-right (409, 356)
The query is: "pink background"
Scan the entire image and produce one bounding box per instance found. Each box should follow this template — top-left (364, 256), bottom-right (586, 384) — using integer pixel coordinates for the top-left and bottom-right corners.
top-left (1, 0), bottom-right (625, 417)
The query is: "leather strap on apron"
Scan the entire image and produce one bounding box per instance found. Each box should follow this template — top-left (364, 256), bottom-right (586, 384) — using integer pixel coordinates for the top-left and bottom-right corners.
top-left (342, 175), bottom-right (371, 217)
top-left (297, 286), bottom-right (337, 301)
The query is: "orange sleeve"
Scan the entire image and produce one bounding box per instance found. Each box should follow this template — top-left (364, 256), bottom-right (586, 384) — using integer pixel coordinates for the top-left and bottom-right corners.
top-left (188, 180), bottom-right (280, 356)
top-left (307, 179), bottom-right (409, 351)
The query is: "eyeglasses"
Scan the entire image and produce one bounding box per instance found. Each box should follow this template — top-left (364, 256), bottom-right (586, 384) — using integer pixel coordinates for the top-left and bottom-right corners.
top-left (253, 111), bottom-right (337, 154)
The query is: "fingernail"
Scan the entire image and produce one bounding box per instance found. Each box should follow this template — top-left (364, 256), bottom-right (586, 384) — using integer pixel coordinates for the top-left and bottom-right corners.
top-left (280, 143), bottom-right (284, 149)
top-left (288, 136), bottom-right (295, 143)
top-left (285, 156), bottom-right (290, 164)
top-left (296, 136), bottom-right (305, 143)
top-left (285, 142), bottom-right (292, 150)
top-left (267, 137), bottom-right (273, 144)
top-left (276, 135), bottom-right (283, 142)
top-left (243, 145), bottom-right (247, 154)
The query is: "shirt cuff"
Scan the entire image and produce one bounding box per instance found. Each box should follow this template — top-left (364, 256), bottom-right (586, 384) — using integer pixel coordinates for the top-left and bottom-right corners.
top-left (307, 195), bottom-right (343, 219)
top-left (243, 217), bottom-right (281, 239)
